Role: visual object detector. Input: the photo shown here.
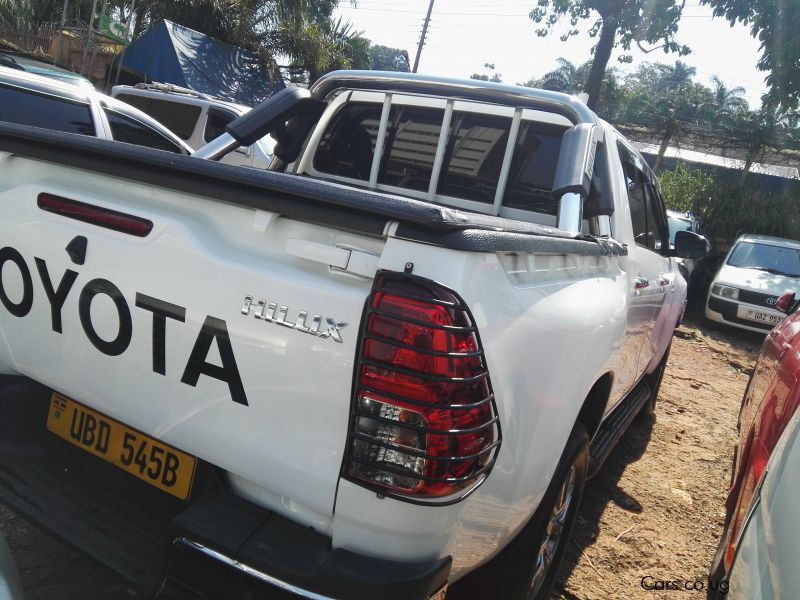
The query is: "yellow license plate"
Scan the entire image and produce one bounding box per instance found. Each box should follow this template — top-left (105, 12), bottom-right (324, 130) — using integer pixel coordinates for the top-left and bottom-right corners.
top-left (46, 393), bottom-right (197, 500)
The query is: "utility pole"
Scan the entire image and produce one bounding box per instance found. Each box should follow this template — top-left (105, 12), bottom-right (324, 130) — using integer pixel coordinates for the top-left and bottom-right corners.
top-left (113, 0), bottom-right (136, 88)
top-left (52, 0), bottom-right (69, 65)
top-left (79, 0), bottom-right (99, 76)
top-left (87, 0), bottom-right (107, 79)
top-left (412, 0), bottom-right (435, 73)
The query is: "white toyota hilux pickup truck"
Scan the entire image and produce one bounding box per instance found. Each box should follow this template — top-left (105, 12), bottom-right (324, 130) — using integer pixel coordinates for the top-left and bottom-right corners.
top-left (0, 72), bottom-right (708, 600)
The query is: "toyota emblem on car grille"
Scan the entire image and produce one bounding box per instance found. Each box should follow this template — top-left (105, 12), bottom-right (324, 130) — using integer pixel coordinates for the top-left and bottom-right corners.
top-left (766, 297), bottom-right (779, 305)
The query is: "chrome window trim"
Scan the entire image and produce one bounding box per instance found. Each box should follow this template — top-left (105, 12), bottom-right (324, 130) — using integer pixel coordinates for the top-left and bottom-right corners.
top-left (427, 98), bottom-right (454, 201)
top-left (368, 93), bottom-right (392, 188)
top-left (492, 107), bottom-right (522, 213)
top-left (0, 77), bottom-right (90, 105)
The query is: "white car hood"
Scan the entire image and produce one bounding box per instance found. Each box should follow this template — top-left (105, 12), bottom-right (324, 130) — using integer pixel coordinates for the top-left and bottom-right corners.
top-left (717, 264), bottom-right (800, 296)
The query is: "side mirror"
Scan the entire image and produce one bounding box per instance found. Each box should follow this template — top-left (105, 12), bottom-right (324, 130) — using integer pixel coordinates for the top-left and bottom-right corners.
top-left (674, 230), bottom-right (710, 259)
top-left (776, 291), bottom-right (796, 314)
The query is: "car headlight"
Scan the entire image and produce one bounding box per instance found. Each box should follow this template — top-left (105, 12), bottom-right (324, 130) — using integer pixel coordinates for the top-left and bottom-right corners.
top-left (712, 284), bottom-right (739, 300)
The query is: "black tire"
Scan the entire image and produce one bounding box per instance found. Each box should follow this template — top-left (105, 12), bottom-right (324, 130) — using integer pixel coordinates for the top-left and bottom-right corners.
top-left (640, 342), bottom-right (671, 418)
top-left (449, 424), bottom-right (589, 600)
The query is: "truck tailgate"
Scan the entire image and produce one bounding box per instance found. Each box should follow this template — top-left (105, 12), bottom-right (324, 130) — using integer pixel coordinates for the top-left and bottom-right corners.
top-left (0, 154), bottom-right (380, 518)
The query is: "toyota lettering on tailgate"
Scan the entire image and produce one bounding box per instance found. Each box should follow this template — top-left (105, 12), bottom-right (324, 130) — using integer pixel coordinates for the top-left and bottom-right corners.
top-left (0, 246), bottom-right (248, 406)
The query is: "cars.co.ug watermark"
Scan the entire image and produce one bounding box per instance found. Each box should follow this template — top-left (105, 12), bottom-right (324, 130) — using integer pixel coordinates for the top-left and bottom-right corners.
top-left (641, 575), bottom-right (729, 594)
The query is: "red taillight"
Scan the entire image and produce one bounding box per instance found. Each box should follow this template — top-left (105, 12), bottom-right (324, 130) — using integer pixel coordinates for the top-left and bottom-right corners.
top-left (38, 193), bottom-right (153, 237)
top-left (345, 273), bottom-right (501, 502)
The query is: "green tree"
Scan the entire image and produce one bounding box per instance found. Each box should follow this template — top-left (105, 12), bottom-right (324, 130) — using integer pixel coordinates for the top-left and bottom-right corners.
top-left (470, 62), bottom-right (502, 82)
top-left (0, 0), bottom-right (63, 34)
top-left (278, 16), bottom-right (370, 84)
top-left (709, 74), bottom-right (748, 115)
top-left (723, 107), bottom-right (789, 184)
top-left (529, 0), bottom-right (690, 110)
top-left (621, 61), bottom-right (714, 172)
top-left (659, 163), bottom-right (715, 216)
top-left (535, 57), bottom-right (582, 92)
top-left (702, 0), bottom-right (800, 110)
top-left (520, 57), bottom-right (625, 120)
top-left (369, 44), bottom-right (410, 72)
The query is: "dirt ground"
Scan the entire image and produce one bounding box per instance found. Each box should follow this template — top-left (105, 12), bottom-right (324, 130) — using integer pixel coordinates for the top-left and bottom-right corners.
top-left (0, 312), bottom-right (764, 600)
top-left (555, 313), bottom-right (763, 599)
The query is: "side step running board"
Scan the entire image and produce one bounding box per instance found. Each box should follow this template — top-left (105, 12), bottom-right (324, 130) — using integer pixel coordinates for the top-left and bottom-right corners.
top-left (587, 381), bottom-right (651, 478)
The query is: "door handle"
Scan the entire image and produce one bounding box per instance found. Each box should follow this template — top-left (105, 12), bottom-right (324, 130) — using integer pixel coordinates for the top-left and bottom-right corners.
top-left (633, 277), bottom-right (650, 290)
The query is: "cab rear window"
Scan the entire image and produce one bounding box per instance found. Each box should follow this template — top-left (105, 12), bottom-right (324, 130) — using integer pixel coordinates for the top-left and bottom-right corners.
top-left (438, 112), bottom-right (510, 204)
top-left (377, 105), bottom-right (447, 193)
top-left (0, 84), bottom-right (95, 136)
top-left (312, 100), bottom-right (568, 217)
top-left (314, 102), bottom-right (382, 181)
top-left (502, 121), bottom-right (566, 215)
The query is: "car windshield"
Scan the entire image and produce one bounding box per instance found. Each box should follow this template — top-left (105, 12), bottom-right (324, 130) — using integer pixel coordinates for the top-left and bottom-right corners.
top-left (667, 215), bottom-right (692, 246)
top-left (727, 241), bottom-right (800, 277)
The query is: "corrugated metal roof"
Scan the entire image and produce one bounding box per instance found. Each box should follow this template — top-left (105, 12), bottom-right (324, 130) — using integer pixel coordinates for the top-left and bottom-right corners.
top-left (633, 142), bottom-right (799, 180)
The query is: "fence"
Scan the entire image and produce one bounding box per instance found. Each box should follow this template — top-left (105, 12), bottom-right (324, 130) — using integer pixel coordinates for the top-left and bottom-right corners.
top-left (0, 22), bottom-right (62, 55)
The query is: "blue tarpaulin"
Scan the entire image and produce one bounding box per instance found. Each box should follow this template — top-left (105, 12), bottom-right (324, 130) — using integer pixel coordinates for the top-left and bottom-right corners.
top-left (121, 20), bottom-right (283, 105)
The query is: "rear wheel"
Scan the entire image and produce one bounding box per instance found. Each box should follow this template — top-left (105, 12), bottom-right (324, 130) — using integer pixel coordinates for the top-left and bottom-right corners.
top-left (449, 424), bottom-right (589, 600)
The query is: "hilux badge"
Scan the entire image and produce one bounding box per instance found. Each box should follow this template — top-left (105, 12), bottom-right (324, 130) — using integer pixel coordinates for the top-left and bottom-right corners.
top-left (241, 296), bottom-right (347, 343)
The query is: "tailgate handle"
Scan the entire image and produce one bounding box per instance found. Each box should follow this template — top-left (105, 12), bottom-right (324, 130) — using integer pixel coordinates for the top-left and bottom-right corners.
top-left (286, 239), bottom-right (379, 278)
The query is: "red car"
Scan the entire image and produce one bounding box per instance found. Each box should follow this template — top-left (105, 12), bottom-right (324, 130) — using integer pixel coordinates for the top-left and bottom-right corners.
top-left (710, 291), bottom-right (800, 588)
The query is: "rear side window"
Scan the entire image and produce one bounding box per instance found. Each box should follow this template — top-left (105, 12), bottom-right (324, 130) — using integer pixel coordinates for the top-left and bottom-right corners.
top-left (502, 121), bottom-right (566, 215)
top-left (0, 84), bottom-right (95, 136)
top-left (103, 109), bottom-right (183, 153)
top-left (438, 112), bottom-right (511, 204)
top-left (622, 162), bottom-right (649, 246)
top-left (378, 105), bottom-right (446, 192)
top-left (114, 94), bottom-right (200, 140)
top-left (314, 102), bottom-right (382, 181)
top-left (204, 108), bottom-right (237, 142)
top-left (618, 141), bottom-right (666, 251)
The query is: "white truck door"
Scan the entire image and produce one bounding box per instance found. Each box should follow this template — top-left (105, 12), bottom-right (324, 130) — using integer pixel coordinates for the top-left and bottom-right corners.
top-left (623, 153), bottom-right (671, 377)
top-left (612, 141), bottom-right (669, 403)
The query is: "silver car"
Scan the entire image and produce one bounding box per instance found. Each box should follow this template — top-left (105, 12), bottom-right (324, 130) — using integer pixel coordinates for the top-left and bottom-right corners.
top-left (0, 66), bottom-right (192, 155)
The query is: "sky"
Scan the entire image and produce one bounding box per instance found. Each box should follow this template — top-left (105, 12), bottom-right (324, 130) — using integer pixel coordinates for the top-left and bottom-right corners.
top-left (334, 0), bottom-right (769, 109)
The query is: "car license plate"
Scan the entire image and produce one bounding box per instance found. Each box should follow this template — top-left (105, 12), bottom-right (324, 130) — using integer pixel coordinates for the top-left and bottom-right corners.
top-left (46, 393), bottom-right (196, 500)
top-left (738, 307), bottom-right (783, 325)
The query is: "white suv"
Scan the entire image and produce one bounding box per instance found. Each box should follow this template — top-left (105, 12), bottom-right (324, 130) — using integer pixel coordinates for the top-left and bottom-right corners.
top-left (0, 66), bottom-right (192, 155)
top-left (706, 234), bottom-right (800, 333)
top-left (112, 83), bottom-right (276, 169)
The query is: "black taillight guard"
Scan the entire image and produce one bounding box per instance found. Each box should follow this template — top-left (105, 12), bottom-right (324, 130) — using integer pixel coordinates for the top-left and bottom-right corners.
top-left (342, 271), bottom-right (502, 506)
